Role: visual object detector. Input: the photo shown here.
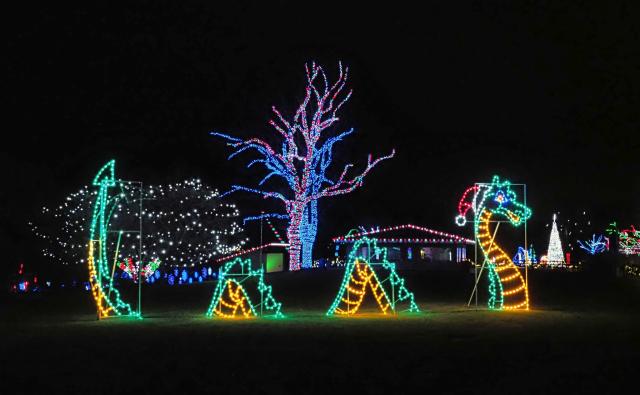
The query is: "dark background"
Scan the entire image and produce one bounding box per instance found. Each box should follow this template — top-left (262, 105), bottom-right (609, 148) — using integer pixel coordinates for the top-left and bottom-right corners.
top-left (3, 1), bottom-right (639, 277)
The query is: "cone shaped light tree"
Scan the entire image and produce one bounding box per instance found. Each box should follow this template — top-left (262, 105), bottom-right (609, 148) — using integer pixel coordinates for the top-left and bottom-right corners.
top-left (546, 214), bottom-right (565, 266)
top-left (211, 62), bottom-right (395, 270)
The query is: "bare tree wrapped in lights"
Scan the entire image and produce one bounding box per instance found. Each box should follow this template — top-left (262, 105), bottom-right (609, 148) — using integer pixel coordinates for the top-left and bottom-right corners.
top-left (29, 179), bottom-right (248, 268)
top-left (212, 62), bottom-right (394, 270)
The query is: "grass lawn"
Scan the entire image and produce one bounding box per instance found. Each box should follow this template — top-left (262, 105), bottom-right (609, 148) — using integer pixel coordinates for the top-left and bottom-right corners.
top-left (1, 269), bottom-right (639, 394)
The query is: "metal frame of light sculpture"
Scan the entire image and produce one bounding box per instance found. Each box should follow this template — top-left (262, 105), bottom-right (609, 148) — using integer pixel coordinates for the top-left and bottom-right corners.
top-left (206, 257), bottom-right (283, 319)
top-left (327, 235), bottom-right (420, 316)
top-left (455, 176), bottom-right (532, 310)
top-left (87, 160), bottom-right (143, 319)
top-left (211, 61), bottom-right (394, 270)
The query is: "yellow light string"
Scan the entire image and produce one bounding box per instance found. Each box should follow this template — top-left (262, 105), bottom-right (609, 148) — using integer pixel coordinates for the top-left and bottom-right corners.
top-left (88, 241), bottom-right (114, 318)
top-left (213, 279), bottom-right (255, 318)
top-left (477, 209), bottom-right (529, 310)
top-left (335, 260), bottom-right (391, 315)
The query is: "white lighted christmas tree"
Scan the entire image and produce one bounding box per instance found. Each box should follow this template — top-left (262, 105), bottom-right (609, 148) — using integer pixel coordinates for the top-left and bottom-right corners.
top-left (546, 214), bottom-right (565, 266)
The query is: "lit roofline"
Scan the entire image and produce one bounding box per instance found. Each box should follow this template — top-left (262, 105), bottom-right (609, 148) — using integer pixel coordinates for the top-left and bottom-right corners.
top-left (332, 224), bottom-right (474, 244)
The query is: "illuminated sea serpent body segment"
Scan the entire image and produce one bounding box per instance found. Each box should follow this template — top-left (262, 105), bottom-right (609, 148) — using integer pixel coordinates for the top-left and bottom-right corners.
top-left (206, 257), bottom-right (283, 319)
top-left (327, 236), bottom-right (419, 316)
top-left (333, 259), bottom-right (392, 315)
top-left (477, 207), bottom-right (528, 310)
top-left (87, 160), bottom-right (136, 318)
top-left (455, 176), bottom-right (532, 310)
top-left (214, 280), bottom-right (255, 318)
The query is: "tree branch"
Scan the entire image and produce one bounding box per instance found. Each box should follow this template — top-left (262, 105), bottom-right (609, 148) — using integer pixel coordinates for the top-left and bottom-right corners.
top-left (211, 132), bottom-right (295, 187)
top-left (314, 149), bottom-right (395, 200)
top-left (243, 213), bottom-right (289, 225)
top-left (220, 185), bottom-right (288, 203)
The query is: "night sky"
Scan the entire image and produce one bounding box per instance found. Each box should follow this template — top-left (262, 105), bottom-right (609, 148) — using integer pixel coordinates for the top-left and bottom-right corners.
top-left (4, 2), bottom-right (639, 274)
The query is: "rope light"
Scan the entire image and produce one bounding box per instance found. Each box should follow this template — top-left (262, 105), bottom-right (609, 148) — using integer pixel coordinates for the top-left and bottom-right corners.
top-left (455, 176), bottom-right (532, 310)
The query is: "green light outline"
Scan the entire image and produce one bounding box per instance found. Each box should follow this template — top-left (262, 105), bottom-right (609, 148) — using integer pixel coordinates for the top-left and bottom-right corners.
top-left (327, 236), bottom-right (420, 316)
top-left (205, 257), bottom-right (284, 318)
top-left (88, 160), bottom-right (138, 318)
top-left (473, 176), bottom-right (531, 311)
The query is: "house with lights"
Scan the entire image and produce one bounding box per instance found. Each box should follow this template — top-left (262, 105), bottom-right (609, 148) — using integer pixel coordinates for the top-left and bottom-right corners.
top-left (331, 224), bottom-right (474, 269)
top-left (215, 242), bottom-right (290, 273)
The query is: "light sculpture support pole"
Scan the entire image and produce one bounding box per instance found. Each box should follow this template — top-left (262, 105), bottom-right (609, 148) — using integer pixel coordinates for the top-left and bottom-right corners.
top-left (475, 183), bottom-right (479, 307)
top-left (108, 231), bottom-right (123, 300)
top-left (138, 181), bottom-right (143, 317)
top-left (524, 184), bottom-right (528, 296)
top-left (467, 222), bottom-right (500, 307)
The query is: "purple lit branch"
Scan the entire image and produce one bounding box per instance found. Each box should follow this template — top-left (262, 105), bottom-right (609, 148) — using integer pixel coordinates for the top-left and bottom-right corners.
top-left (316, 149), bottom-right (396, 199)
top-left (211, 62), bottom-right (394, 269)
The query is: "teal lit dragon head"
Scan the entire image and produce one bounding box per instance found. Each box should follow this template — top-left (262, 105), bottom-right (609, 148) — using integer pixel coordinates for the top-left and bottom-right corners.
top-left (455, 175), bottom-right (531, 227)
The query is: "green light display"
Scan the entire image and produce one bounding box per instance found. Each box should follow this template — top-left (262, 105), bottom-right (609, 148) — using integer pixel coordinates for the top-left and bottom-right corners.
top-left (455, 176), bottom-right (532, 310)
top-left (87, 160), bottom-right (139, 318)
top-left (206, 257), bottom-right (283, 318)
top-left (327, 236), bottom-right (420, 316)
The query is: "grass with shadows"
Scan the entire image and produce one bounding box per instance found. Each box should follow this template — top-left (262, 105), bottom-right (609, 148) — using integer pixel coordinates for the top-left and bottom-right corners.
top-left (1, 268), bottom-right (639, 393)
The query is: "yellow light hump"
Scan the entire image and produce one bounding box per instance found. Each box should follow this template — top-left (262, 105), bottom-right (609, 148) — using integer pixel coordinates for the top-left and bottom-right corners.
top-left (478, 208), bottom-right (529, 310)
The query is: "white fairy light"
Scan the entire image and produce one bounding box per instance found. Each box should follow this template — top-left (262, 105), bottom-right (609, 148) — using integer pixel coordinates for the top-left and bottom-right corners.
top-left (30, 178), bottom-right (249, 267)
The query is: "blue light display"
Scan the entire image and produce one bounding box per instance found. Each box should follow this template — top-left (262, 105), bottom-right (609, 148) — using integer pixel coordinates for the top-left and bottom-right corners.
top-left (578, 234), bottom-right (607, 255)
top-left (513, 245), bottom-right (538, 266)
top-left (211, 62), bottom-right (394, 270)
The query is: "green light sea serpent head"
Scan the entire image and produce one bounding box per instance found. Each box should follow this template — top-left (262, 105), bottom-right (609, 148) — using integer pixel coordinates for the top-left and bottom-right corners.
top-left (455, 175), bottom-right (532, 311)
top-left (455, 175), bottom-right (531, 230)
